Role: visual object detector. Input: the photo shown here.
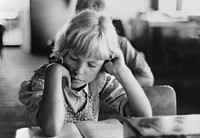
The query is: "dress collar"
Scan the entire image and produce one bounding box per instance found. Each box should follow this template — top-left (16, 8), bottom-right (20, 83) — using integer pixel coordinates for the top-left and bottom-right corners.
top-left (83, 84), bottom-right (89, 95)
top-left (87, 72), bottom-right (108, 97)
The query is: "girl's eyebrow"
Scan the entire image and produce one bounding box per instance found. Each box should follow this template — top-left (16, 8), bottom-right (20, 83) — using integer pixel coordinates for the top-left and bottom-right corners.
top-left (68, 52), bottom-right (78, 58)
top-left (68, 51), bottom-right (104, 64)
top-left (68, 50), bottom-right (77, 55)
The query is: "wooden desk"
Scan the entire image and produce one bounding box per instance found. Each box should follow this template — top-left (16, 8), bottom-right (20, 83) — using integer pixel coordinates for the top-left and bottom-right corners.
top-left (124, 114), bottom-right (200, 138)
top-left (16, 119), bottom-right (123, 138)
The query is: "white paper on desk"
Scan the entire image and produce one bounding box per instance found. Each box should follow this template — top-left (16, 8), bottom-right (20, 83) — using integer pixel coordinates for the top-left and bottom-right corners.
top-left (126, 115), bottom-right (200, 137)
top-left (15, 128), bottom-right (32, 138)
top-left (75, 119), bottom-right (123, 138)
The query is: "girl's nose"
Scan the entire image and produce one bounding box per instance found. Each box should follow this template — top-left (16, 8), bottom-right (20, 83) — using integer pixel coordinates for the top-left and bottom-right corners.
top-left (74, 63), bottom-right (85, 75)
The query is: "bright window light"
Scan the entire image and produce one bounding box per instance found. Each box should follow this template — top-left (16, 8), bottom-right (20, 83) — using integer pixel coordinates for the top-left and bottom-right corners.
top-left (182, 0), bottom-right (200, 15)
top-left (158, 0), bottom-right (177, 14)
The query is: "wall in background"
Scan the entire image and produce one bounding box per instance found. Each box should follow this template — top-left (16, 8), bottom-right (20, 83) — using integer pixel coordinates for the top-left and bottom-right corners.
top-left (30, 0), bottom-right (151, 55)
top-left (106, 0), bottom-right (151, 39)
top-left (106, 0), bottom-right (150, 20)
top-left (0, 0), bottom-right (23, 47)
top-left (21, 0), bottom-right (31, 53)
top-left (30, 0), bottom-right (76, 55)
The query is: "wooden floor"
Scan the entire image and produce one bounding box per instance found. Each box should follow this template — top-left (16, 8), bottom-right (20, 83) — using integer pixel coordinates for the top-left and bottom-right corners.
top-left (0, 48), bottom-right (48, 138)
top-left (1, 47), bottom-right (200, 138)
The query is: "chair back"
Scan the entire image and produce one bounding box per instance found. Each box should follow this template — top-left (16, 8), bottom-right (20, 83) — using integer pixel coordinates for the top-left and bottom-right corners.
top-left (143, 85), bottom-right (177, 116)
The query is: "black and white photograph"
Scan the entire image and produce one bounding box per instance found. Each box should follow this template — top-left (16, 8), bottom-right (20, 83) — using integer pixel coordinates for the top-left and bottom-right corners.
top-left (0, 0), bottom-right (200, 137)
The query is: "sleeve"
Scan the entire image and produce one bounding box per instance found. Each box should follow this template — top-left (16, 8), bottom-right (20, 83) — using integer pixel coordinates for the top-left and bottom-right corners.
top-left (100, 75), bottom-right (128, 116)
top-left (118, 36), bottom-right (154, 86)
top-left (133, 52), bottom-right (154, 86)
top-left (18, 65), bottom-right (46, 126)
top-left (118, 36), bottom-right (137, 70)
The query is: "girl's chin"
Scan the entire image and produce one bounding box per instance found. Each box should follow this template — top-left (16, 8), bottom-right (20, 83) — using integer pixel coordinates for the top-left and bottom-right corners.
top-left (71, 85), bottom-right (80, 89)
top-left (71, 83), bottom-right (85, 90)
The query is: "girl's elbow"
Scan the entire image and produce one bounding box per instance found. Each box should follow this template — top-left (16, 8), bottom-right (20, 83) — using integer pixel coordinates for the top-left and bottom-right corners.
top-left (46, 127), bottom-right (62, 137)
top-left (143, 106), bottom-right (152, 117)
top-left (145, 109), bottom-right (153, 117)
top-left (124, 103), bottom-right (152, 117)
top-left (135, 105), bottom-right (152, 117)
top-left (136, 110), bottom-right (152, 118)
top-left (37, 117), bottom-right (63, 136)
top-left (40, 123), bottom-right (62, 137)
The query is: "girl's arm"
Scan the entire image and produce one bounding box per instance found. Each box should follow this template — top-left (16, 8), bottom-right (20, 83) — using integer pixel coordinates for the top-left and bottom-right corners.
top-left (36, 63), bottom-right (70, 136)
top-left (104, 51), bottom-right (152, 117)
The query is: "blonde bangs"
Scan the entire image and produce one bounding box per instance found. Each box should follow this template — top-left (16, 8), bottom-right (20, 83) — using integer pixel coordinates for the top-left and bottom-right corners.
top-left (68, 29), bottom-right (112, 60)
top-left (68, 12), bottom-right (119, 60)
top-left (53, 9), bottom-right (120, 60)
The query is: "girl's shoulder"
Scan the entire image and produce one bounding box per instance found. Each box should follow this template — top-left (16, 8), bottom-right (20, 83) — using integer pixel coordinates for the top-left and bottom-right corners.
top-left (33, 64), bottom-right (49, 78)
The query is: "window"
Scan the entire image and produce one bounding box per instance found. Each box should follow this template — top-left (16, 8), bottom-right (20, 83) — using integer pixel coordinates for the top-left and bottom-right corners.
top-left (158, 0), bottom-right (177, 14)
top-left (182, 0), bottom-right (200, 15)
top-left (158, 0), bottom-right (200, 16)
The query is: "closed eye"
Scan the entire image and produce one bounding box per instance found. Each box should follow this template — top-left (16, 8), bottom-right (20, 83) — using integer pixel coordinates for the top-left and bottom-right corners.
top-left (69, 55), bottom-right (78, 61)
top-left (88, 63), bottom-right (97, 68)
top-left (88, 61), bottom-right (103, 68)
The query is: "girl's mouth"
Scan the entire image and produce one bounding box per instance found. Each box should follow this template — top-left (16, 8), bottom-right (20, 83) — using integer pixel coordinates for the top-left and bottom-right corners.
top-left (71, 76), bottom-right (83, 82)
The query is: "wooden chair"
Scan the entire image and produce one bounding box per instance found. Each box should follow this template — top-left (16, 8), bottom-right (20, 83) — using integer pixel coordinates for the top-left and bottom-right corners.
top-left (99, 85), bottom-right (177, 122)
top-left (142, 85), bottom-right (177, 116)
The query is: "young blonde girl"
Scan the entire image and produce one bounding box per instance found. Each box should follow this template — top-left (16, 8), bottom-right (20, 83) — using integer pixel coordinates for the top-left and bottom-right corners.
top-left (19, 9), bottom-right (152, 136)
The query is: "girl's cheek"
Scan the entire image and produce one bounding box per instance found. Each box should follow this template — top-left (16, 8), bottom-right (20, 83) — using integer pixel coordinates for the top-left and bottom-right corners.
top-left (63, 61), bottom-right (73, 72)
top-left (91, 67), bottom-right (102, 76)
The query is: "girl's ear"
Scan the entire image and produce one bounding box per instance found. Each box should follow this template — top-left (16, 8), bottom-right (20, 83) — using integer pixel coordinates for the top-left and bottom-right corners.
top-left (100, 54), bottom-right (114, 73)
top-left (101, 60), bottom-right (112, 73)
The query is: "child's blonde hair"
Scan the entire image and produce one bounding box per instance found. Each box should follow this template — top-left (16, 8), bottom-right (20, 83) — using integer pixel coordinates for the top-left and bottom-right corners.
top-left (52, 9), bottom-right (120, 61)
